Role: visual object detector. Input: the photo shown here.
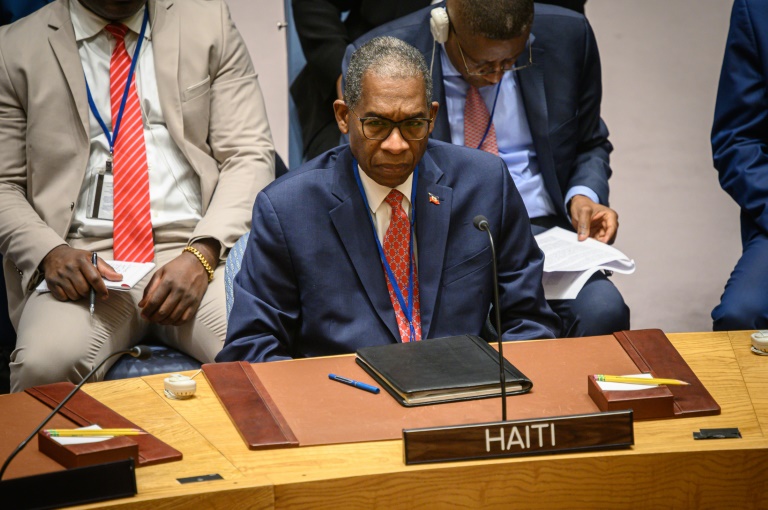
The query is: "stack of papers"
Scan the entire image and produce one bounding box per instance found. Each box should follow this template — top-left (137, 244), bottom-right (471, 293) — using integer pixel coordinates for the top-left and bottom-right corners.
top-left (534, 227), bottom-right (635, 300)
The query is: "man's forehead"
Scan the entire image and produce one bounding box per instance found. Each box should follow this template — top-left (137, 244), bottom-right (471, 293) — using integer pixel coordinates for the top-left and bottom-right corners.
top-left (358, 73), bottom-right (428, 115)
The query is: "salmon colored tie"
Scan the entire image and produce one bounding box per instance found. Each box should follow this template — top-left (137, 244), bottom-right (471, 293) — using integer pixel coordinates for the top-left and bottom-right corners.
top-left (383, 190), bottom-right (421, 342)
top-left (464, 85), bottom-right (499, 155)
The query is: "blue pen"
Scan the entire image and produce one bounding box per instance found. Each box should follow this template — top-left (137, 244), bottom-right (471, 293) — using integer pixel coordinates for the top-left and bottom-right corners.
top-left (328, 374), bottom-right (380, 394)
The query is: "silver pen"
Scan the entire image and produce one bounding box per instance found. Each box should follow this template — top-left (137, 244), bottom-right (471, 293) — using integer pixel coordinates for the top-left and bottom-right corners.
top-left (89, 252), bottom-right (97, 316)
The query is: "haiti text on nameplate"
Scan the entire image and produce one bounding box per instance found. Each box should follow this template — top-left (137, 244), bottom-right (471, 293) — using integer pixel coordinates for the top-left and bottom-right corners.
top-left (402, 410), bottom-right (634, 465)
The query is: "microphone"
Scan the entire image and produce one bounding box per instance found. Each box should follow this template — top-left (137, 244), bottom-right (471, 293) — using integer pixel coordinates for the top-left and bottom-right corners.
top-left (0, 345), bottom-right (152, 480)
top-left (473, 215), bottom-right (507, 421)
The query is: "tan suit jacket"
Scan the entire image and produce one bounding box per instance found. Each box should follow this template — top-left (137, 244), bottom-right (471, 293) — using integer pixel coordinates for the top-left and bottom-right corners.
top-left (0, 0), bottom-right (275, 325)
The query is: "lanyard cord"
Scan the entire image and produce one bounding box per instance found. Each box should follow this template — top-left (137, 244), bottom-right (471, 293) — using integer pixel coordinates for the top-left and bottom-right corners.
top-left (352, 161), bottom-right (419, 342)
top-left (475, 73), bottom-right (504, 150)
top-left (84, 4), bottom-right (149, 156)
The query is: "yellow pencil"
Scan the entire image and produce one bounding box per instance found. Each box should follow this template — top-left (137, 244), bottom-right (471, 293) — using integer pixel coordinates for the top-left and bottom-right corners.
top-left (595, 375), bottom-right (690, 386)
top-left (44, 428), bottom-right (147, 437)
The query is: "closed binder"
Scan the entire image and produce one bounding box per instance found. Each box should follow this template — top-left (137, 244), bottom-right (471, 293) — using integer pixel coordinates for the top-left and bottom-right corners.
top-left (356, 334), bottom-right (532, 406)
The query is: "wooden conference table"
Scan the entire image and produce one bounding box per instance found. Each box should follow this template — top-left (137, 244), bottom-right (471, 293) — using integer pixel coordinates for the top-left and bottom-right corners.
top-left (16, 331), bottom-right (768, 509)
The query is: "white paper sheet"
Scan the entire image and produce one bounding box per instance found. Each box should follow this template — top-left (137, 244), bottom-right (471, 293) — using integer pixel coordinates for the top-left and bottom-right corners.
top-left (595, 373), bottom-right (656, 391)
top-left (534, 227), bottom-right (636, 299)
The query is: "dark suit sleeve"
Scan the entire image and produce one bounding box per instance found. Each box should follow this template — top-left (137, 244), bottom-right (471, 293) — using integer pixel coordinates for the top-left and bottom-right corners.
top-left (0, 0), bottom-right (52, 26)
top-left (711, 0), bottom-right (768, 234)
top-left (566, 16), bottom-right (612, 206)
top-left (496, 159), bottom-right (562, 339)
top-left (217, 192), bottom-right (299, 363)
top-left (292, 0), bottom-right (357, 84)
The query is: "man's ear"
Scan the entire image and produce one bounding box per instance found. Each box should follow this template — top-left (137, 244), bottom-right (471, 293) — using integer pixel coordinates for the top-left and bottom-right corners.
top-left (333, 100), bottom-right (350, 134)
top-left (427, 101), bottom-right (440, 135)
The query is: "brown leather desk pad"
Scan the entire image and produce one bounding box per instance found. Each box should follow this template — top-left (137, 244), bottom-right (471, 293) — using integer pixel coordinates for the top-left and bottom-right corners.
top-left (255, 335), bottom-right (635, 446)
top-left (0, 382), bottom-right (182, 480)
top-left (25, 382), bottom-right (182, 467)
top-left (206, 330), bottom-right (719, 449)
top-left (0, 391), bottom-right (83, 480)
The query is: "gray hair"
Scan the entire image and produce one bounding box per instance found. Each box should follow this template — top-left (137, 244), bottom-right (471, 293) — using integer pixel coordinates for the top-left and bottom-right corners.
top-left (453, 0), bottom-right (534, 40)
top-left (344, 36), bottom-right (432, 110)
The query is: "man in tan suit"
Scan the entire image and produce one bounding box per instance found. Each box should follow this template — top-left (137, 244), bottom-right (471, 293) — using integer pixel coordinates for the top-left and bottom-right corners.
top-left (0, 0), bottom-right (274, 391)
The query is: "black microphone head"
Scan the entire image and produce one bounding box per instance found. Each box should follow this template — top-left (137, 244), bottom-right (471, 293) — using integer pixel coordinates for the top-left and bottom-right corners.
top-left (129, 345), bottom-right (153, 360)
top-left (473, 215), bottom-right (489, 231)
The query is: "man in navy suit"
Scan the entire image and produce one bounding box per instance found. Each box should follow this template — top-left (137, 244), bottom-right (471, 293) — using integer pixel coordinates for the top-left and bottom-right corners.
top-left (711, 0), bottom-right (768, 330)
top-left (218, 36), bottom-right (559, 363)
top-left (343, 0), bottom-right (629, 337)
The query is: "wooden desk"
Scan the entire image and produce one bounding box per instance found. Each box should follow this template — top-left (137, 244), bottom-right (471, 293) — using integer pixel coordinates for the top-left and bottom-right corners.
top-left (24, 332), bottom-right (768, 509)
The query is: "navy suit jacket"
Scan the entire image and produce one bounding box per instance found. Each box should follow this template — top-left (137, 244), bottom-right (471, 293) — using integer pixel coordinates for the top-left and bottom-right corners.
top-left (218, 141), bottom-right (560, 363)
top-left (343, 2), bottom-right (612, 223)
top-left (712, 0), bottom-right (768, 244)
top-left (0, 0), bottom-right (52, 25)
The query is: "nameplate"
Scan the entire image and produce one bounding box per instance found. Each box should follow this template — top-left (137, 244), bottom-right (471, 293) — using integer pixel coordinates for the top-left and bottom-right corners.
top-left (403, 410), bottom-right (633, 465)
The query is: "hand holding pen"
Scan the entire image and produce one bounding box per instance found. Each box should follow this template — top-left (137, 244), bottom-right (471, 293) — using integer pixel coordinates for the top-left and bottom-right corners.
top-left (39, 246), bottom-right (122, 304)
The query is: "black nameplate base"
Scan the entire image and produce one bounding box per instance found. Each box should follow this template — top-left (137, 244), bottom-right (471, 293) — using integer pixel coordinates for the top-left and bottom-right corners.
top-left (0, 458), bottom-right (136, 510)
top-left (403, 410), bottom-right (634, 465)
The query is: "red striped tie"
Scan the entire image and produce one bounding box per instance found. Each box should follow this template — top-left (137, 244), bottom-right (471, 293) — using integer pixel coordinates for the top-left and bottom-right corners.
top-left (464, 85), bottom-right (499, 155)
top-left (106, 23), bottom-right (154, 263)
top-left (383, 190), bottom-right (421, 343)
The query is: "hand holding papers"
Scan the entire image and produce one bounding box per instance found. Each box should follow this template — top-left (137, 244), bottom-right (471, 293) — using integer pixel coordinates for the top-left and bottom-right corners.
top-left (37, 260), bottom-right (155, 293)
top-left (534, 227), bottom-right (636, 299)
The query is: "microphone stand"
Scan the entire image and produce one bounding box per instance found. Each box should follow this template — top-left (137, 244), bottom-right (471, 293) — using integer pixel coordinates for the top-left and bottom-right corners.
top-left (401, 216), bottom-right (634, 465)
top-left (474, 216), bottom-right (507, 421)
top-left (0, 345), bottom-right (150, 481)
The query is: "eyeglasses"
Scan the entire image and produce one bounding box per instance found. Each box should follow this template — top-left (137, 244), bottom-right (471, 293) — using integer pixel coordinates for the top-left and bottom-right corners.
top-left (349, 109), bottom-right (433, 141)
top-left (454, 30), bottom-right (533, 76)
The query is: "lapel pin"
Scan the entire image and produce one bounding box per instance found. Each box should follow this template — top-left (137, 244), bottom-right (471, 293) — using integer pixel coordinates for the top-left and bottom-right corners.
top-left (428, 192), bottom-right (440, 205)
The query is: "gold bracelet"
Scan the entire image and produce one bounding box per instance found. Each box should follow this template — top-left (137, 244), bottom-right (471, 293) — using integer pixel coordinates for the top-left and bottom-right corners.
top-left (183, 246), bottom-right (214, 282)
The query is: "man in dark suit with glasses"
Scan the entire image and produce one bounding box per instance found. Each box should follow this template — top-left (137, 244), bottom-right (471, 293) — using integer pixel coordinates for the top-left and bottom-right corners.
top-left (344, 0), bottom-right (629, 338)
top-left (219, 36), bottom-right (559, 363)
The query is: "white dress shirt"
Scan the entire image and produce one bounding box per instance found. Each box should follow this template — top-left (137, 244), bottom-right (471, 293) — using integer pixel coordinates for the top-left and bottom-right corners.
top-left (68, 0), bottom-right (202, 240)
top-left (358, 167), bottom-right (414, 246)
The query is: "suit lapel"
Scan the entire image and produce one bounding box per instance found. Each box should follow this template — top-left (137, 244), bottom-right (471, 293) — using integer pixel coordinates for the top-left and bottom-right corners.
top-left (329, 152), bottom-right (401, 342)
top-left (517, 45), bottom-right (566, 218)
top-left (149, 0), bottom-right (185, 163)
top-left (47, 0), bottom-right (89, 137)
top-left (414, 152), bottom-right (451, 339)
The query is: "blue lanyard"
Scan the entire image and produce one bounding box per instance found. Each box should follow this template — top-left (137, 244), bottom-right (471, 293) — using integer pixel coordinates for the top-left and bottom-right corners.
top-left (353, 160), bottom-right (419, 342)
top-left (476, 73), bottom-right (504, 151)
top-left (85, 5), bottom-right (149, 157)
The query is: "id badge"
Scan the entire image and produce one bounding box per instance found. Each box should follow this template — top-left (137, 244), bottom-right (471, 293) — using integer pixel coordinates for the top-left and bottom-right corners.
top-left (87, 160), bottom-right (114, 220)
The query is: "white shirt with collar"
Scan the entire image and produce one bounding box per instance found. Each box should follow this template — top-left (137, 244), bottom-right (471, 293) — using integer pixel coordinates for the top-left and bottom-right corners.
top-left (68, 0), bottom-right (202, 240)
top-left (358, 166), bottom-right (414, 246)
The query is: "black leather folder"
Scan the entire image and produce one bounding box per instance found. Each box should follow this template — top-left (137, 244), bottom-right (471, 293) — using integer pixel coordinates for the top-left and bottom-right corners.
top-left (356, 334), bottom-right (533, 406)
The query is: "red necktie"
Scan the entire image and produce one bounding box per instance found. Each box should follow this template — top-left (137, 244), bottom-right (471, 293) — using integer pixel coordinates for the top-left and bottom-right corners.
top-left (383, 190), bottom-right (421, 343)
top-left (464, 85), bottom-right (499, 155)
top-left (106, 23), bottom-right (154, 262)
